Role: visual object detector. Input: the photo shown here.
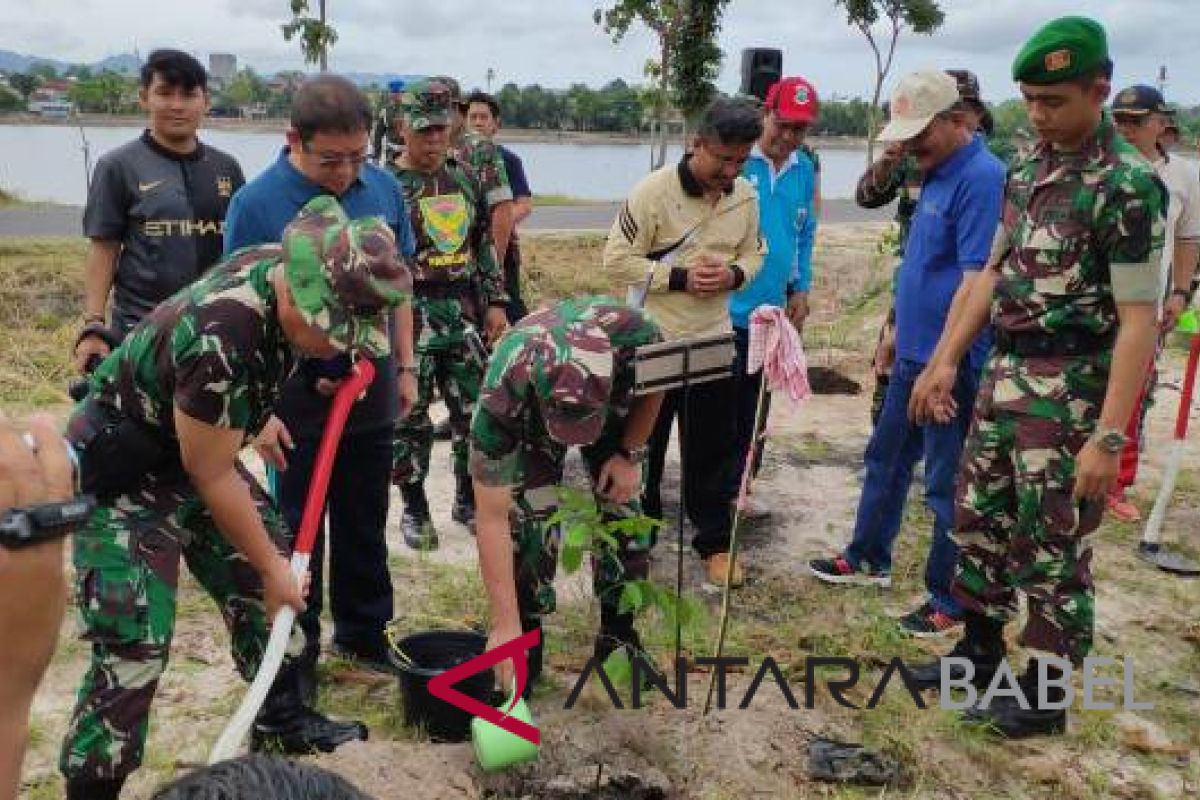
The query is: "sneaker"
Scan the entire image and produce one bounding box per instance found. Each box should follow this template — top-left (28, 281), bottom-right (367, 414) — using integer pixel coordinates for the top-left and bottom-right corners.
top-left (898, 602), bottom-right (962, 638)
top-left (808, 555), bottom-right (891, 587)
top-left (704, 551), bottom-right (745, 589)
top-left (1106, 490), bottom-right (1141, 523)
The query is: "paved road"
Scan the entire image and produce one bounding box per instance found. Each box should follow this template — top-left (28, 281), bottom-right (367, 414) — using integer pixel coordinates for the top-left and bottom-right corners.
top-left (0, 198), bottom-right (886, 239)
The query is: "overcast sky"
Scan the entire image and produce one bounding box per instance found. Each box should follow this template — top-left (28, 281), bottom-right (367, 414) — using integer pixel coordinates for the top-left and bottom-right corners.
top-left (3, 0), bottom-right (1194, 104)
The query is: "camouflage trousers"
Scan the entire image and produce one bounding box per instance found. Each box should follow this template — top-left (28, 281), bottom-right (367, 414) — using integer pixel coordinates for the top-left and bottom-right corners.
top-left (513, 436), bottom-right (652, 630)
top-left (393, 295), bottom-right (484, 486)
top-left (952, 353), bottom-right (1106, 664)
top-left (60, 465), bottom-right (304, 782)
top-left (392, 340), bottom-right (483, 486)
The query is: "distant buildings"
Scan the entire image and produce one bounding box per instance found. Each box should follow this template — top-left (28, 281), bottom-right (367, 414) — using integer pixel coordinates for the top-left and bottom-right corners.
top-left (209, 53), bottom-right (236, 89)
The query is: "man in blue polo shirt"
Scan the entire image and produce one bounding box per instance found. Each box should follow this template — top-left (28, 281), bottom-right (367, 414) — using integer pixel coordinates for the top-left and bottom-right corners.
top-left (809, 70), bottom-right (1003, 637)
top-left (728, 76), bottom-right (820, 517)
top-left (224, 74), bottom-right (417, 692)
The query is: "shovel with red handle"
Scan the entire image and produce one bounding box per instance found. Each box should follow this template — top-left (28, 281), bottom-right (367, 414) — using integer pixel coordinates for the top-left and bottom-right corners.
top-left (209, 357), bottom-right (376, 763)
top-left (1140, 332), bottom-right (1200, 576)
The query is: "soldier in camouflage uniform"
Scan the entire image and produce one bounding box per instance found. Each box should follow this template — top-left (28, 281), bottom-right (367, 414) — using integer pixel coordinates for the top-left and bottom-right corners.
top-left (58, 196), bottom-right (411, 799)
top-left (860, 71), bottom-right (1008, 425)
top-left (471, 296), bottom-right (664, 693)
top-left (370, 79), bottom-right (406, 164)
top-left (388, 79), bottom-right (509, 549)
top-left (909, 17), bottom-right (1166, 737)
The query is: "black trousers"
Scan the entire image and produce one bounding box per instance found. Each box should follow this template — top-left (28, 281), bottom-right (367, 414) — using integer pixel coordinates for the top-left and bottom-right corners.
top-left (643, 375), bottom-right (735, 557)
top-left (726, 326), bottom-right (772, 497)
top-left (279, 425), bottom-right (395, 659)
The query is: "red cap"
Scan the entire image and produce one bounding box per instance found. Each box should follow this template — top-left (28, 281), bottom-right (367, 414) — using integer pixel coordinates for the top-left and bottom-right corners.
top-left (765, 77), bottom-right (819, 123)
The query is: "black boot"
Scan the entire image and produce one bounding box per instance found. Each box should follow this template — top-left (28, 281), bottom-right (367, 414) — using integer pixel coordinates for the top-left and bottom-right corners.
top-left (400, 483), bottom-right (437, 550)
top-left (964, 660), bottom-right (1068, 738)
top-left (251, 662), bottom-right (368, 754)
top-left (909, 611), bottom-right (1006, 691)
top-left (296, 641), bottom-right (320, 707)
top-left (65, 777), bottom-right (125, 800)
top-left (451, 473), bottom-right (476, 529)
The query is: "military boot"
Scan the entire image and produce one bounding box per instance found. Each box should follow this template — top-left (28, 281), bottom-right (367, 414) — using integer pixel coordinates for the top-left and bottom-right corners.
top-left (908, 611), bottom-right (1006, 691)
top-left (400, 483), bottom-right (437, 550)
top-left (251, 661), bottom-right (368, 754)
top-left (65, 778), bottom-right (125, 800)
top-left (964, 660), bottom-right (1068, 738)
top-left (450, 473), bottom-right (476, 529)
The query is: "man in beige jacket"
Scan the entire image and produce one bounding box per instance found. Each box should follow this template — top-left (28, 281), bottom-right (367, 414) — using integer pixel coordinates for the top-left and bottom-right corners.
top-left (603, 96), bottom-right (765, 587)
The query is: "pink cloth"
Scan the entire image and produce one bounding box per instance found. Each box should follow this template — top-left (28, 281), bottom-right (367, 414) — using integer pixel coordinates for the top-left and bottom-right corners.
top-left (748, 305), bottom-right (811, 403)
top-left (733, 306), bottom-right (811, 511)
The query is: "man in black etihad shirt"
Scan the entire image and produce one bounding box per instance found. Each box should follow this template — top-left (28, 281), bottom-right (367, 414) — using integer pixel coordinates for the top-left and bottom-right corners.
top-left (73, 49), bottom-right (245, 372)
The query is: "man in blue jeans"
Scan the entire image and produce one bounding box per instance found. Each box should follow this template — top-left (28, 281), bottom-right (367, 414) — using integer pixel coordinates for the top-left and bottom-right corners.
top-left (809, 70), bottom-right (1003, 637)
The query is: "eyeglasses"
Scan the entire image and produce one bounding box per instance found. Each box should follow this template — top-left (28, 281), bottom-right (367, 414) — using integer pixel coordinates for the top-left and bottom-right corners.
top-left (302, 143), bottom-right (369, 168)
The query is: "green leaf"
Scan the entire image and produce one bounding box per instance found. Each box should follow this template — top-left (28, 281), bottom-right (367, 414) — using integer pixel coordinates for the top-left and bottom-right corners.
top-left (564, 523), bottom-right (591, 550)
top-left (619, 581), bottom-right (646, 614)
top-left (561, 543), bottom-right (584, 574)
top-left (602, 648), bottom-right (633, 688)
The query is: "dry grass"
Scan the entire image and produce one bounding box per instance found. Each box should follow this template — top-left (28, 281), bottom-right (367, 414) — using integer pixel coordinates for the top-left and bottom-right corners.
top-left (0, 238), bottom-right (86, 413)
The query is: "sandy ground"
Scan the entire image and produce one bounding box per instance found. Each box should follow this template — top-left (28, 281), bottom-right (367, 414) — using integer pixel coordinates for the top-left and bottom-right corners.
top-left (13, 225), bottom-right (1200, 798)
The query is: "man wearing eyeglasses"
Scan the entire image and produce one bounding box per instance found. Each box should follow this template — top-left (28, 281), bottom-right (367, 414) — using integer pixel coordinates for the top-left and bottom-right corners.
top-left (224, 75), bottom-right (418, 691)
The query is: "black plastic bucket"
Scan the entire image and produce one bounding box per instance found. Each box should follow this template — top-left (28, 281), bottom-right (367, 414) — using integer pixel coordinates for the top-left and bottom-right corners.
top-left (389, 629), bottom-right (496, 742)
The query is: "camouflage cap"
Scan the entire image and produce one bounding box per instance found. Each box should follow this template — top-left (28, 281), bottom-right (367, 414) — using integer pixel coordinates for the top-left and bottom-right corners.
top-left (282, 195), bottom-right (412, 357)
top-left (432, 75), bottom-right (464, 103)
top-left (401, 78), bottom-right (452, 130)
top-left (492, 301), bottom-right (616, 446)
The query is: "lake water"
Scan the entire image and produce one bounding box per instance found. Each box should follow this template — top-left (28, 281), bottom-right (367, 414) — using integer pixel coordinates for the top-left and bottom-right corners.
top-left (0, 124), bottom-right (867, 206)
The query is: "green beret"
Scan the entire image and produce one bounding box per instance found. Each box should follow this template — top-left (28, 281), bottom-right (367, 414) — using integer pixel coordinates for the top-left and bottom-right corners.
top-left (1012, 16), bottom-right (1108, 85)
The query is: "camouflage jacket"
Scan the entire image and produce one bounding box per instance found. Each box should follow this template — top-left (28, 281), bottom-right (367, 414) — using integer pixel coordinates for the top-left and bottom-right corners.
top-left (387, 157), bottom-right (506, 305)
top-left (88, 246), bottom-right (294, 444)
top-left (992, 114), bottom-right (1167, 339)
top-left (470, 297), bottom-right (662, 488)
top-left (451, 132), bottom-right (513, 210)
top-left (856, 153), bottom-right (923, 257)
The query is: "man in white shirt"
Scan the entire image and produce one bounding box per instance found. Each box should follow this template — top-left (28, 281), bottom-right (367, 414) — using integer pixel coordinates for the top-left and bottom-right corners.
top-left (1109, 85), bottom-right (1200, 525)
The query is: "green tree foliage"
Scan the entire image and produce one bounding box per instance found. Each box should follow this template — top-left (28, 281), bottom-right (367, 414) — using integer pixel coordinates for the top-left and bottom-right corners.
top-left (668, 0), bottom-right (731, 129)
top-left (68, 71), bottom-right (137, 114)
top-left (834, 0), bottom-right (945, 162)
top-left (594, 0), bottom-right (687, 167)
top-left (28, 63), bottom-right (59, 81)
top-left (224, 68), bottom-right (269, 108)
top-left (8, 73), bottom-right (40, 102)
top-left (282, 0), bottom-right (337, 71)
top-left (0, 86), bottom-right (22, 112)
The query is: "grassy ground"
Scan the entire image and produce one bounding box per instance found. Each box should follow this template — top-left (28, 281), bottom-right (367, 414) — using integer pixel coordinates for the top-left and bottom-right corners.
top-left (6, 231), bottom-right (1200, 798)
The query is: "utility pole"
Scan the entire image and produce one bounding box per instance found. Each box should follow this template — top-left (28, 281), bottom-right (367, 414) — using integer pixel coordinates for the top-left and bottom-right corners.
top-left (486, 67), bottom-right (495, 91)
top-left (1157, 65), bottom-right (1168, 96)
top-left (319, 0), bottom-right (328, 72)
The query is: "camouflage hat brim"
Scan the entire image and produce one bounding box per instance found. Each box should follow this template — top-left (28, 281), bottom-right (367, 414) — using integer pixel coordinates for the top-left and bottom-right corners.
top-left (403, 109), bottom-right (452, 130)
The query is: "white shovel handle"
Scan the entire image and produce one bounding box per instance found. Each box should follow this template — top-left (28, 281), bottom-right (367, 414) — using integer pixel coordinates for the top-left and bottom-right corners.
top-left (207, 552), bottom-right (310, 764)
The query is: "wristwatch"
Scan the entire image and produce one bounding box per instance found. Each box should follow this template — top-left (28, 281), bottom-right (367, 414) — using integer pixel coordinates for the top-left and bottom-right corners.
top-left (396, 363), bottom-right (418, 375)
top-left (1092, 427), bottom-right (1128, 455)
top-left (1171, 287), bottom-right (1192, 304)
top-left (0, 497), bottom-right (96, 549)
top-left (617, 444), bottom-right (648, 465)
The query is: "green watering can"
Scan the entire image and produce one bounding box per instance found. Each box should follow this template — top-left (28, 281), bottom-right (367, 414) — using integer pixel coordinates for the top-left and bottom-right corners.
top-left (1178, 308), bottom-right (1199, 335)
top-left (471, 688), bottom-right (539, 772)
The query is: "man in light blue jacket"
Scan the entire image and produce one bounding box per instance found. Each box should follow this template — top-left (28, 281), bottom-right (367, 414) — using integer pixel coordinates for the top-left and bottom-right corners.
top-left (727, 77), bottom-right (820, 515)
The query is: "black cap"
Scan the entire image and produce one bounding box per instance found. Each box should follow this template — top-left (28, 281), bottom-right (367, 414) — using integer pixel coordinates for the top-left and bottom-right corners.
top-left (944, 69), bottom-right (981, 102)
top-left (1113, 85), bottom-right (1168, 115)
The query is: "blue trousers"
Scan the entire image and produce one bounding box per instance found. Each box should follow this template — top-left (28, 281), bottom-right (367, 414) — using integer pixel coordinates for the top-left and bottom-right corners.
top-left (844, 357), bottom-right (978, 616)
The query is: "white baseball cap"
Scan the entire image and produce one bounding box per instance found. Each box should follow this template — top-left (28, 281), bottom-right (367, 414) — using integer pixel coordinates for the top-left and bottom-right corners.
top-left (878, 70), bottom-right (960, 143)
